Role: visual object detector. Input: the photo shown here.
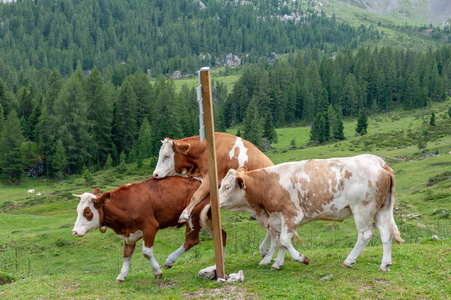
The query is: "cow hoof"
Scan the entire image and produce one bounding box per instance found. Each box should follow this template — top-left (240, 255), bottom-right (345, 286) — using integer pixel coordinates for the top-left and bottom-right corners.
top-left (178, 218), bottom-right (188, 223)
top-left (155, 273), bottom-right (163, 279)
top-left (342, 264), bottom-right (352, 269)
top-left (164, 264), bottom-right (173, 270)
top-left (379, 267), bottom-right (390, 272)
top-left (302, 255), bottom-right (309, 265)
top-left (115, 279), bottom-right (125, 283)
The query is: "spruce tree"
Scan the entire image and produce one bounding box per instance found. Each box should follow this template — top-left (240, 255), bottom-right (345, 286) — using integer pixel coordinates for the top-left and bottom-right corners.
top-left (51, 139), bottom-right (68, 178)
top-left (334, 109), bottom-right (345, 140)
top-left (243, 96), bottom-right (264, 149)
top-left (113, 75), bottom-right (138, 155)
top-left (355, 108), bottom-right (368, 135)
top-left (0, 110), bottom-right (25, 183)
top-left (430, 112), bottom-right (436, 126)
top-left (53, 66), bottom-right (90, 174)
top-left (137, 118), bottom-right (153, 159)
top-left (263, 110), bottom-right (278, 143)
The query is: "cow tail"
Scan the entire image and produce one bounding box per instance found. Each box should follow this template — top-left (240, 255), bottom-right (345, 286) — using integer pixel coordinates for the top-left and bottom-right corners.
top-left (292, 231), bottom-right (303, 245)
top-left (386, 166), bottom-right (404, 244)
top-left (200, 204), bottom-right (213, 236)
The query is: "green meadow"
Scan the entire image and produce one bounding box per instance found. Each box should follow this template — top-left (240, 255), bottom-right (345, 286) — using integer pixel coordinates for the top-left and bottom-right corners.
top-left (1, 101), bottom-right (450, 299)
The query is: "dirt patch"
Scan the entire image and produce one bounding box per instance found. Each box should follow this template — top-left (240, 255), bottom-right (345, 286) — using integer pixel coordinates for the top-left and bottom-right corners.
top-left (185, 285), bottom-right (256, 299)
top-left (156, 280), bottom-right (177, 289)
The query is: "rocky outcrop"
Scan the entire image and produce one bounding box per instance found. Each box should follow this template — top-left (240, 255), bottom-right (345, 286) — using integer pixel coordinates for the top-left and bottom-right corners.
top-left (223, 53), bottom-right (241, 67)
top-left (26, 160), bottom-right (45, 178)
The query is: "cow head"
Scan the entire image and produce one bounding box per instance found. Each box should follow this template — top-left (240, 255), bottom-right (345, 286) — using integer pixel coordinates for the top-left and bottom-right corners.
top-left (72, 189), bottom-right (103, 237)
top-left (153, 138), bottom-right (190, 179)
top-left (218, 169), bottom-right (253, 213)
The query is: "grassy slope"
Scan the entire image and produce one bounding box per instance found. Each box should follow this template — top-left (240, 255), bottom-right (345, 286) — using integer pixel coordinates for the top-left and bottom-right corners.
top-left (1, 100), bottom-right (450, 299)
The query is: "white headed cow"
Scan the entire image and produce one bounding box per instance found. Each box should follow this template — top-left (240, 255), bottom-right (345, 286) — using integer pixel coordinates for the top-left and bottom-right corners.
top-left (216, 154), bottom-right (403, 271)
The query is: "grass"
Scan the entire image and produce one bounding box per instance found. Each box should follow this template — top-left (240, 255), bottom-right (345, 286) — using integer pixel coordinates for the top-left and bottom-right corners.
top-left (1, 101), bottom-right (451, 299)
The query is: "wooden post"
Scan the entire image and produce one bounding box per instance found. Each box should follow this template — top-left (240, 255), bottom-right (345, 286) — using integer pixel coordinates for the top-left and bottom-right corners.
top-left (199, 67), bottom-right (225, 279)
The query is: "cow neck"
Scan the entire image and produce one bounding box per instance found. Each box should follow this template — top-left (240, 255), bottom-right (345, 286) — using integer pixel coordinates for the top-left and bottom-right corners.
top-left (178, 136), bottom-right (205, 177)
top-left (98, 200), bottom-right (128, 234)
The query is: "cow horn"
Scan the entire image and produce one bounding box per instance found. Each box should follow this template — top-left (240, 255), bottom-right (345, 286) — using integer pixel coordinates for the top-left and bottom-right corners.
top-left (99, 226), bottom-right (107, 233)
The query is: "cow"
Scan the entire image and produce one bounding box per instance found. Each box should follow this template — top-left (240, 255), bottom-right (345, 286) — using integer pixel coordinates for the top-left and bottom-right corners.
top-left (153, 132), bottom-right (274, 223)
top-left (215, 154), bottom-right (404, 271)
top-left (27, 189), bottom-right (34, 193)
top-left (152, 132), bottom-right (287, 259)
top-left (72, 177), bottom-right (226, 282)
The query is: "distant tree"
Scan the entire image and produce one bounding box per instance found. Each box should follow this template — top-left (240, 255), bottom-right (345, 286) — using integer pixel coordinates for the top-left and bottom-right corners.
top-left (243, 96), bottom-right (264, 149)
top-left (290, 138), bottom-right (296, 148)
top-left (430, 112), bottom-right (436, 126)
top-left (263, 110), bottom-right (278, 143)
top-left (0, 103), bottom-right (4, 132)
top-left (355, 108), bottom-right (368, 135)
top-left (448, 106), bottom-right (451, 118)
top-left (116, 151), bottom-right (127, 173)
top-left (334, 109), bottom-right (345, 140)
top-left (0, 110), bottom-right (25, 183)
top-left (310, 112), bottom-right (329, 144)
top-left (112, 76), bottom-right (138, 155)
top-left (51, 139), bottom-right (68, 178)
top-left (137, 118), bottom-right (153, 159)
top-left (236, 128), bottom-right (241, 137)
top-left (105, 153), bottom-right (113, 169)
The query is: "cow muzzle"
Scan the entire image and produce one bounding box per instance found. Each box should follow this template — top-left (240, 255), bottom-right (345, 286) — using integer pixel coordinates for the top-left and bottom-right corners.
top-left (72, 230), bottom-right (84, 237)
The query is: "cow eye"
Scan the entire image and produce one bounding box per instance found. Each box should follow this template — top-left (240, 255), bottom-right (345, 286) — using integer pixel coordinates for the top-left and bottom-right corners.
top-left (164, 154), bottom-right (170, 159)
top-left (225, 185), bottom-right (230, 191)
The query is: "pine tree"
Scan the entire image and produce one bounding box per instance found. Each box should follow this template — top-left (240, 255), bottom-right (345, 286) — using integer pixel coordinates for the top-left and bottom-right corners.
top-left (105, 153), bottom-right (113, 169)
top-left (355, 108), bottom-right (368, 135)
top-left (137, 118), bottom-right (153, 159)
top-left (0, 110), bottom-right (25, 183)
top-left (263, 110), bottom-right (278, 143)
top-left (86, 67), bottom-right (112, 167)
top-left (112, 76), bottom-right (138, 155)
top-left (310, 112), bottom-right (329, 144)
top-left (53, 66), bottom-right (90, 174)
top-left (0, 103), bottom-right (4, 132)
top-left (334, 108), bottom-right (345, 140)
top-left (430, 112), bottom-right (436, 126)
top-left (243, 96), bottom-right (264, 149)
top-left (51, 139), bottom-right (68, 178)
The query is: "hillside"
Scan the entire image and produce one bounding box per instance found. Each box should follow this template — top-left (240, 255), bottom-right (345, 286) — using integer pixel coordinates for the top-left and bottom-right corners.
top-left (0, 102), bottom-right (450, 298)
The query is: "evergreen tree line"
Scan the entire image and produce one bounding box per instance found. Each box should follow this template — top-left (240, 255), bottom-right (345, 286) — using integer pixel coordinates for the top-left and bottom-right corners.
top-left (222, 46), bottom-right (451, 146)
top-left (0, 65), bottom-right (223, 182)
top-left (2, 44), bottom-right (451, 182)
top-left (0, 0), bottom-right (378, 81)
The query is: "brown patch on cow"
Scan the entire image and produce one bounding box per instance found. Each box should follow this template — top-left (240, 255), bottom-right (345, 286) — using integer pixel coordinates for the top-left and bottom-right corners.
top-left (368, 180), bottom-right (373, 188)
top-left (295, 160), bottom-right (340, 217)
top-left (83, 207), bottom-right (93, 221)
top-left (345, 170), bottom-right (352, 179)
top-left (243, 170), bottom-right (299, 234)
top-left (374, 169), bottom-right (392, 209)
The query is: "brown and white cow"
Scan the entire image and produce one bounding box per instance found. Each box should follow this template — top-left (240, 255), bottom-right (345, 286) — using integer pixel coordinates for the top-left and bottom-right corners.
top-left (216, 154), bottom-right (404, 271)
top-left (72, 177), bottom-right (226, 282)
top-left (153, 132), bottom-right (282, 258)
top-left (153, 132), bottom-right (274, 223)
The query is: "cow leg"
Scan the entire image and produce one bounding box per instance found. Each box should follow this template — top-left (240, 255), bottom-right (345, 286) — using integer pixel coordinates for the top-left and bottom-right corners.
top-left (115, 243), bottom-right (136, 282)
top-left (343, 216), bottom-right (375, 268)
top-left (179, 180), bottom-right (210, 223)
top-left (259, 230), bottom-right (272, 258)
top-left (165, 219), bottom-right (200, 269)
top-left (276, 216), bottom-right (309, 266)
top-left (374, 207), bottom-right (393, 272)
top-left (142, 230), bottom-right (163, 279)
top-left (271, 244), bottom-right (287, 270)
top-left (259, 231), bottom-right (278, 266)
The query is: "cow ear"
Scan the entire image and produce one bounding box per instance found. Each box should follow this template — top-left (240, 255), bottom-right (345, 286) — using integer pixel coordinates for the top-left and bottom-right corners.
top-left (236, 175), bottom-right (246, 190)
top-left (73, 194), bottom-right (81, 198)
top-left (175, 143), bottom-right (190, 154)
top-left (237, 166), bottom-right (248, 173)
top-left (92, 188), bottom-right (101, 195)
